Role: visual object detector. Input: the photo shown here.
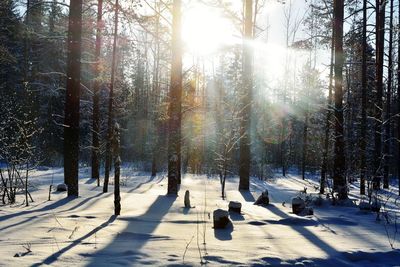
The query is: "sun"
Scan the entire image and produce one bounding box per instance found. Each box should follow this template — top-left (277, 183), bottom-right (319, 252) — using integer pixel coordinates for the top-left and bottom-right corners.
top-left (182, 3), bottom-right (236, 56)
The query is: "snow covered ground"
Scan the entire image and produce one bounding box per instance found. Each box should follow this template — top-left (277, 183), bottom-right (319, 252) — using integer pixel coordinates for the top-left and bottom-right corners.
top-left (0, 167), bottom-right (400, 266)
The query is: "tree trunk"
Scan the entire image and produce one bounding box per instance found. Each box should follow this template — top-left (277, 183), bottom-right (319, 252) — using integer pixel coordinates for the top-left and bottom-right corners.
top-left (63, 0), bottom-right (83, 197)
top-left (383, 0), bottom-right (393, 189)
top-left (91, 0), bottom-right (103, 185)
top-left (373, 0), bottom-right (385, 190)
top-left (302, 111), bottom-right (309, 180)
top-left (113, 123), bottom-right (121, 216)
top-left (360, 0), bottom-right (367, 195)
top-left (321, 29), bottom-right (334, 194)
top-left (332, 0), bottom-right (347, 199)
top-left (103, 0), bottom-right (119, 193)
top-left (398, 0), bottom-right (400, 195)
top-left (280, 126), bottom-right (286, 177)
top-left (239, 0), bottom-right (253, 191)
top-left (151, 2), bottom-right (160, 178)
top-left (167, 0), bottom-right (182, 195)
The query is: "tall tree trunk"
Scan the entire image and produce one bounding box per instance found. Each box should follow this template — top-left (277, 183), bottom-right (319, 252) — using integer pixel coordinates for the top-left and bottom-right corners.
top-left (332, 0), bottom-right (347, 199)
top-left (24, 0), bottom-right (30, 82)
top-left (302, 111), bottom-right (309, 180)
top-left (103, 0), bottom-right (119, 193)
top-left (167, 0), bottom-right (182, 195)
top-left (321, 30), bottom-right (334, 194)
top-left (360, 0), bottom-right (368, 195)
top-left (383, 0), bottom-right (393, 189)
top-left (151, 1), bottom-right (160, 177)
top-left (373, 0), bottom-right (385, 190)
top-left (398, 0), bottom-right (400, 195)
top-left (280, 126), bottom-right (286, 177)
top-left (239, 0), bottom-right (253, 191)
top-left (63, 0), bottom-right (83, 197)
top-left (91, 0), bottom-right (103, 185)
top-left (114, 123), bottom-right (121, 216)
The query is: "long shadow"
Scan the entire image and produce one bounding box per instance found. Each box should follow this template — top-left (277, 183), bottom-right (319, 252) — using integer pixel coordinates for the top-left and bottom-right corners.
top-left (0, 193), bottom-right (103, 232)
top-left (127, 175), bottom-right (164, 193)
top-left (240, 190), bottom-right (256, 202)
top-left (58, 192), bottom-right (103, 213)
top-left (85, 194), bottom-right (177, 266)
top-left (266, 204), bottom-right (390, 252)
top-left (85, 178), bottom-right (97, 185)
top-left (264, 204), bottom-right (338, 256)
top-left (251, 250), bottom-right (400, 267)
top-left (0, 197), bottom-right (71, 222)
top-left (31, 215), bottom-right (117, 267)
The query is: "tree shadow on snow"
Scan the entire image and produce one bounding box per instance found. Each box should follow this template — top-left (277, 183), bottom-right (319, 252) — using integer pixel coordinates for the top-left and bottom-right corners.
top-left (84, 178), bottom-right (97, 184)
top-left (250, 249), bottom-right (400, 267)
top-left (85, 194), bottom-right (177, 266)
top-left (0, 197), bottom-right (71, 223)
top-left (0, 192), bottom-right (103, 232)
top-left (263, 204), bottom-right (339, 256)
top-left (239, 190), bottom-right (255, 202)
top-left (31, 215), bottom-right (117, 266)
top-left (127, 174), bottom-right (164, 193)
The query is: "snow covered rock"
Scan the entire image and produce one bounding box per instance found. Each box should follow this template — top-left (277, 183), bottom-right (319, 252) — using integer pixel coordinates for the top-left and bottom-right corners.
top-left (254, 190), bottom-right (269, 206)
top-left (299, 207), bottom-right (314, 216)
top-left (56, 183), bottom-right (67, 192)
top-left (228, 201), bottom-right (242, 213)
top-left (213, 209), bottom-right (230, 229)
top-left (184, 190), bottom-right (191, 208)
top-left (292, 197), bottom-right (306, 215)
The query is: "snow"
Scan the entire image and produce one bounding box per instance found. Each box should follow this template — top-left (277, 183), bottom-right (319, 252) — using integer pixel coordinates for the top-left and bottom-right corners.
top-left (0, 168), bottom-right (399, 266)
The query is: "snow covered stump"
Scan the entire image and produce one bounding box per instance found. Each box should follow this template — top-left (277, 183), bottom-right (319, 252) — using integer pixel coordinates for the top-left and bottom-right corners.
top-left (213, 209), bottom-right (230, 229)
top-left (254, 190), bottom-right (269, 206)
top-left (184, 190), bottom-right (191, 208)
top-left (292, 197), bottom-right (306, 215)
top-left (228, 201), bottom-right (242, 213)
top-left (56, 184), bottom-right (67, 192)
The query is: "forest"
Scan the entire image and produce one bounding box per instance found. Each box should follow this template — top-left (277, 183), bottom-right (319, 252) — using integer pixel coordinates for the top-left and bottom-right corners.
top-left (1, 0), bottom-right (400, 266)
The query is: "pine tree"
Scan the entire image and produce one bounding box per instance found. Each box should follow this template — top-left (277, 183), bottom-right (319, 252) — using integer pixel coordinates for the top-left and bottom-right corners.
top-left (373, 0), bottom-right (386, 190)
top-left (103, 0), bottom-right (119, 193)
top-left (359, 0), bottom-right (368, 195)
top-left (167, 0), bottom-right (182, 195)
top-left (63, 0), bottom-right (83, 197)
top-left (332, 0), bottom-right (347, 199)
top-left (383, 0), bottom-right (393, 189)
top-left (397, 0), bottom-right (400, 195)
top-left (239, 0), bottom-right (253, 191)
top-left (91, 0), bottom-right (103, 185)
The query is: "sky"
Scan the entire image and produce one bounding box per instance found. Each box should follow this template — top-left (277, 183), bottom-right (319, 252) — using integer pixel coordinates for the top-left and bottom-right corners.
top-left (16, 0), bottom-right (331, 92)
top-left (180, 0), bottom-right (331, 91)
